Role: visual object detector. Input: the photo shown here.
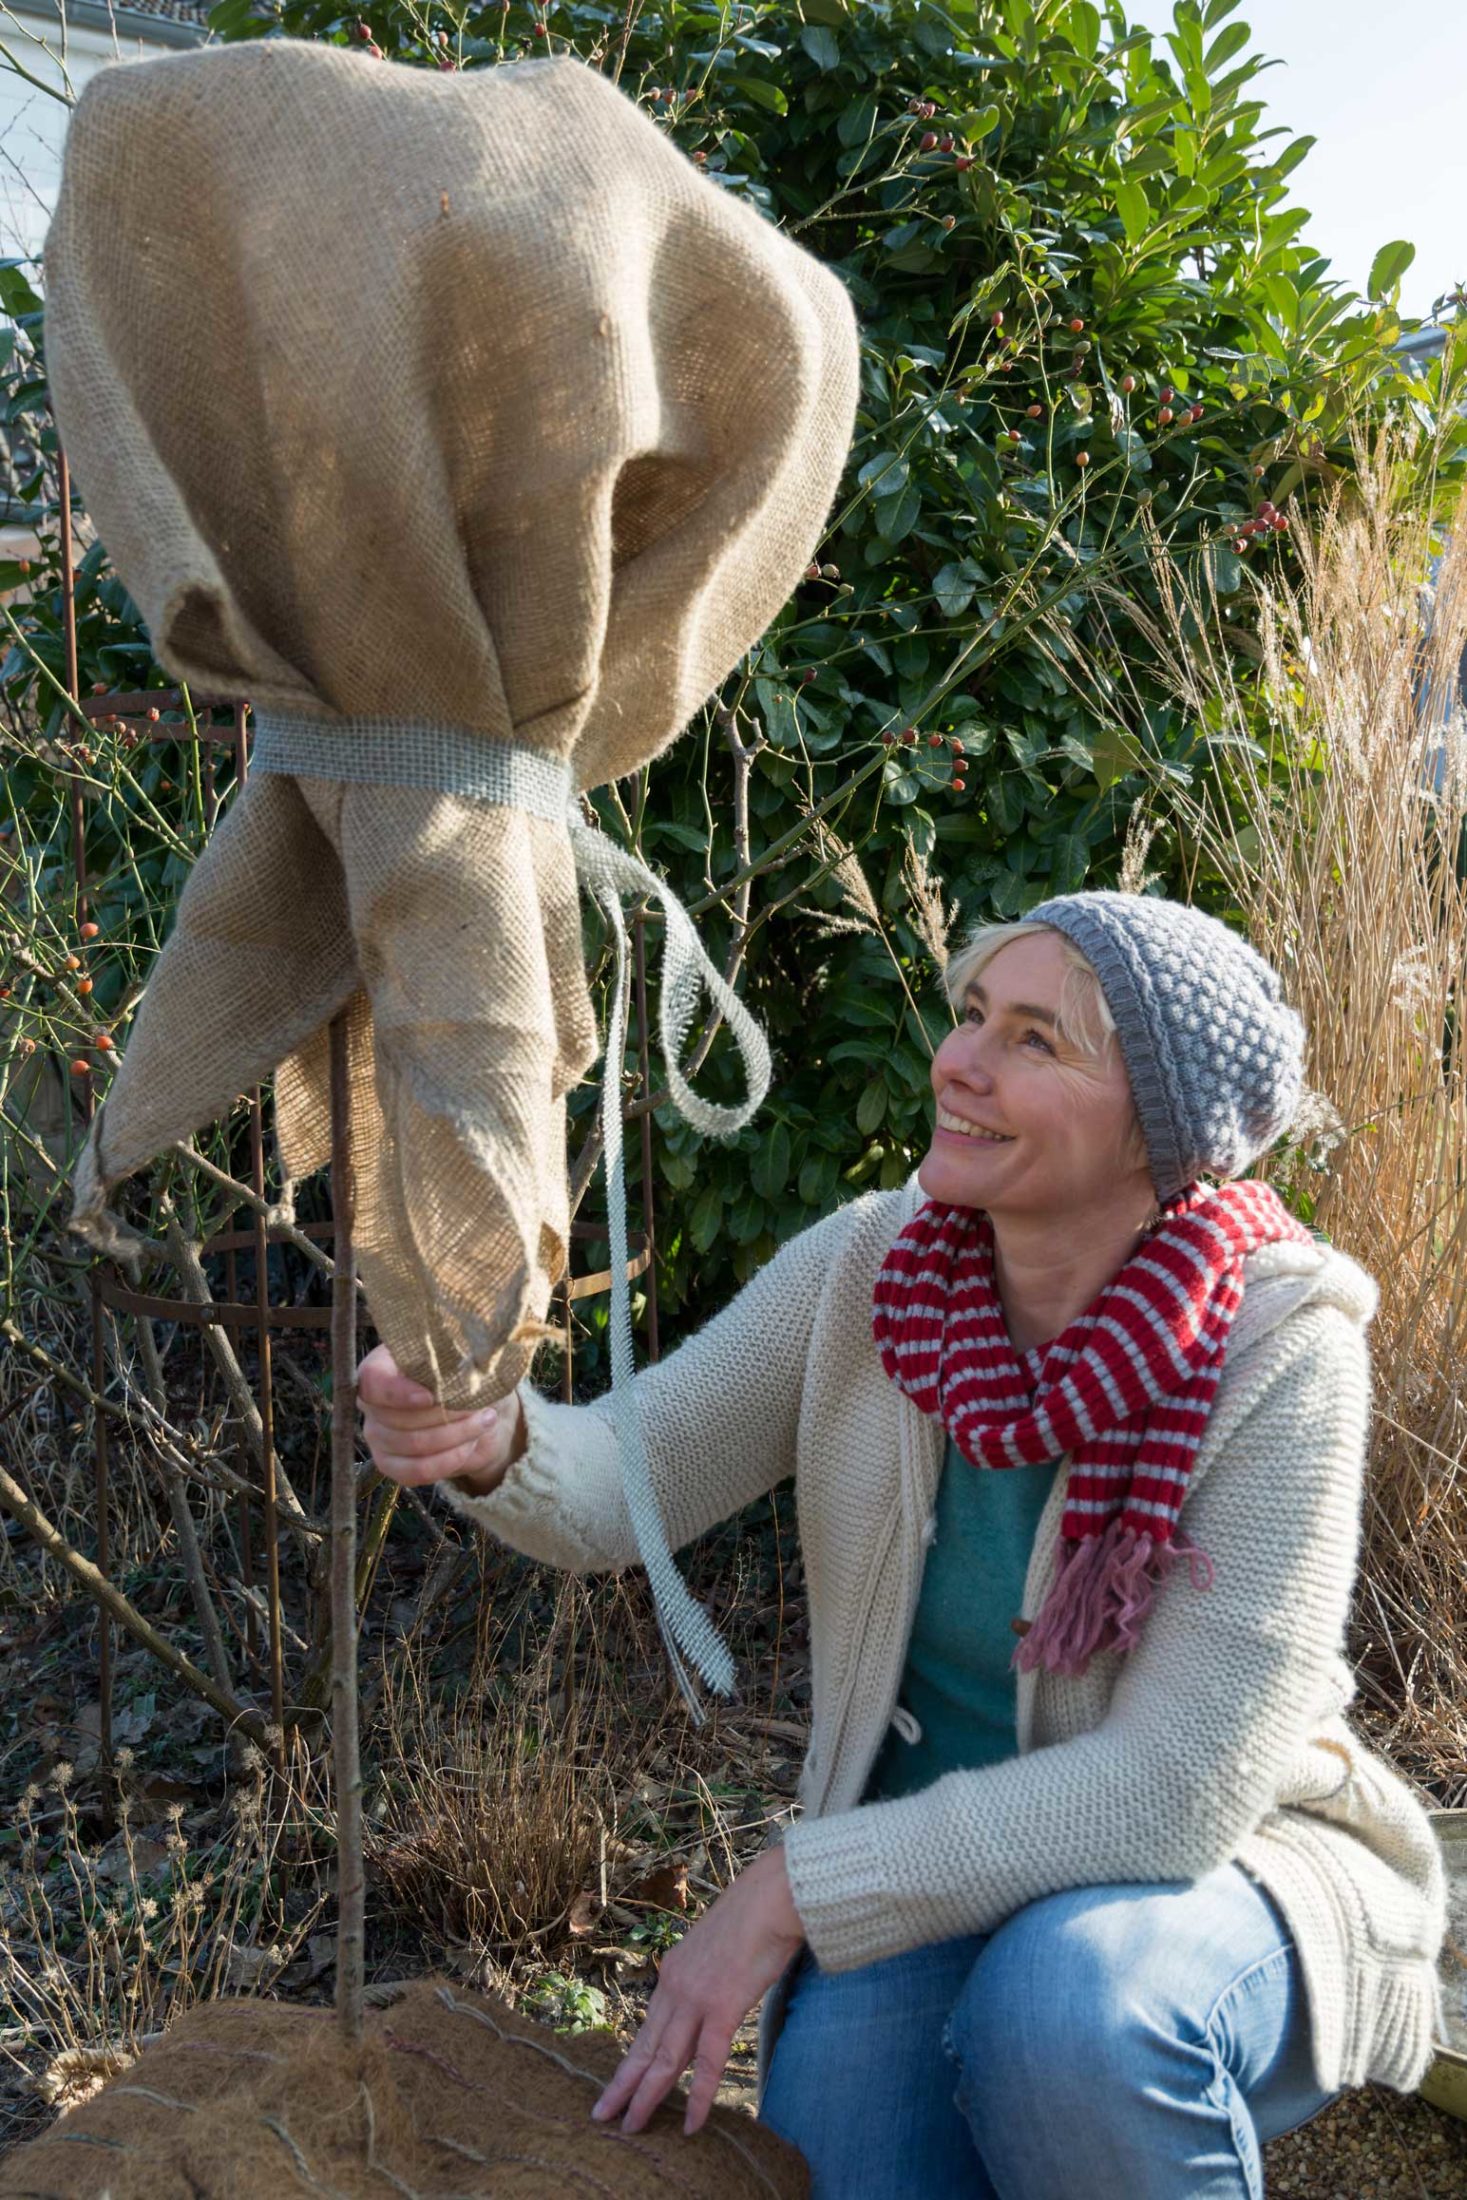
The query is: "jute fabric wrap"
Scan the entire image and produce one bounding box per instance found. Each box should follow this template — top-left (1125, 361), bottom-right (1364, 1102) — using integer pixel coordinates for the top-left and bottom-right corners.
top-left (44, 38), bottom-right (859, 1703)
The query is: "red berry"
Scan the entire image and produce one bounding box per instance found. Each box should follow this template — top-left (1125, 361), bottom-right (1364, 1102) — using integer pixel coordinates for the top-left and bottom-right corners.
top-left (96, 1032), bottom-right (115, 1051)
top-left (952, 779), bottom-right (967, 794)
top-left (881, 730), bottom-right (896, 745)
top-left (691, 150), bottom-right (707, 164)
top-left (956, 155), bottom-right (974, 171)
top-left (949, 738), bottom-right (965, 756)
top-left (1006, 428), bottom-right (1021, 443)
top-left (1188, 405), bottom-right (1203, 423)
top-left (1161, 385), bottom-right (1174, 405)
top-left (942, 214), bottom-right (956, 231)
top-left (990, 310), bottom-right (1004, 328)
top-left (147, 706), bottom-right (160, 722)
top-left (1232, 538), bottom-right (1248, 554)
top-left (940, 134), bottom-right (954, 152)
top-left (801, 667), bottom-right (817, 684)
top-left (1272, 513), bottom-right (1289, 533)
top-left (920, 132), bottom-right (939, 152)
top-left (1120, 374), bottom-right (1136, 394)
top-left (1068, 317), bottom-right (1085, 332)
top-left (1075, 449), bottom-right (1090, 468)
top-left (90, 680), bottom-right (106, 695)
top-left (1253, 464), bottom-right (1266, 479)
top-left (70, 1059), bottom-right (90, 1077)
top-left (1158, 407), bottom-right (1174, 426)
top-left (901, 727), bottom-right (917, 745)
top-left (805, 562), bottom-right (821, 580)
top-left (1027, 403), bottom-right (1044, 417)
top-left (928, 733), bottom-right (943, 747)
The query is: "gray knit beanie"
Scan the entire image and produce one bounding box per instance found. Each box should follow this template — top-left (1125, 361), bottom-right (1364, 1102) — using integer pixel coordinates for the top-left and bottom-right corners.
top-left (1022, 890), bottom-right (1306, 1201)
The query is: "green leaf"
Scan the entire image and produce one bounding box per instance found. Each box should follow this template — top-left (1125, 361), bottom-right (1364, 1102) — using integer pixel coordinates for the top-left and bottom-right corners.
top-left (958, 103), bottom-right (1000, 143)
top-left (1367, 238), bottom-right (1416, 301)
top-left (0, 262), bottom-right (40, 319)
top-left (857, 1076), bottom-right (888, 1134)
top-left (1204, 21), bottom-right (1250, 71)
top-left (873, 481), bottom-right (922, 543)
top-left (800, 23), bottom-right (840, 70)
top-left (857, 450), bottom-right (908, 496)
top-left (1113, 177), bottom-right (1150, 245)
top-left (734, 76), bottom-right (788, 115)
top-left (750, 1120), bottom-right (792, 1200)
top-left (688, 1184), bottom-right (724, 1254)
top-left (837, 92), bottom-right (878, 147)
top-left (933, 559), bottom-right (981, 618)
top-left (1066, 1), bottom-right (1101, 61)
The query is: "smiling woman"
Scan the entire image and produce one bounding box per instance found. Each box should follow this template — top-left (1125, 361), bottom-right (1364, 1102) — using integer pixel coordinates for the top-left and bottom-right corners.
top-left (358, 887), bottom-right (1447, 2200)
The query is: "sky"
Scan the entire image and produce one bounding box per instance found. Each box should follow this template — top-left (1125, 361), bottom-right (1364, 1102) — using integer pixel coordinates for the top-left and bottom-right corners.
top-left (1128, 1), bottom-right (1465, 319)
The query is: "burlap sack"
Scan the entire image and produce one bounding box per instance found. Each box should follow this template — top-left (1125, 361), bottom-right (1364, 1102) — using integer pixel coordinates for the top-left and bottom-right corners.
top-left (44, 39), bottom-right (859, 1408)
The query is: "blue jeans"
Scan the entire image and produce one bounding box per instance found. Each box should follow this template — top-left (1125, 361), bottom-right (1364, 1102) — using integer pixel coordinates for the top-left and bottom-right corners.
top-left (757, 1861), bottom-right (1338, 2198)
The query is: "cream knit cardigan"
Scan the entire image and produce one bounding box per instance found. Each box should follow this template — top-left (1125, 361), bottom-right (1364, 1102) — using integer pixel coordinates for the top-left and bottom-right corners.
top-left (441, 1171), bottom-right (1447, 2101)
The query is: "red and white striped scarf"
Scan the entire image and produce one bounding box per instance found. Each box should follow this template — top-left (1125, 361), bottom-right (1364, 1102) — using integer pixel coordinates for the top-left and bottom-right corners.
top-left (871, 1178), bottom-right (1316, 1677)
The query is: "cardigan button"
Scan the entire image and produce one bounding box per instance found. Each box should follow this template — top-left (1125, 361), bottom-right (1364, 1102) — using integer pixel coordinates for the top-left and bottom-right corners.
top-left (1010, 1616), bottom-right (1032, 1637)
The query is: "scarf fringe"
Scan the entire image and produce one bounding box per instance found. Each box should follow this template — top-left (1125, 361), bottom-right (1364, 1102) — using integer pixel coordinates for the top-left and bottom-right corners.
top-left (1013, 1518), bottom-right (1215, 1679)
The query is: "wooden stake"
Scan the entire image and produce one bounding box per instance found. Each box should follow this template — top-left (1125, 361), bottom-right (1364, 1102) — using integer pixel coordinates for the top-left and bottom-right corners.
top-left (328, 1010), bottom-right (364, 2044)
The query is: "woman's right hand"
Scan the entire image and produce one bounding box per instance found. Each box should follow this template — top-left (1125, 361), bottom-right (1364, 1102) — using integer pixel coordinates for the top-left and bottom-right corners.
top-left (357, 1342), bottom-right (526, 1497)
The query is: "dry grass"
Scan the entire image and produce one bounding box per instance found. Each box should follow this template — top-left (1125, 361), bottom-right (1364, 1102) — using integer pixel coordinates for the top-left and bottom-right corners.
top-left (1087, 436), bottom-right (1467, 1796)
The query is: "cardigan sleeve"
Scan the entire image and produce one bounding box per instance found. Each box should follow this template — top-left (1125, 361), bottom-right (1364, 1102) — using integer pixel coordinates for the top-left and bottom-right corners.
top-left (437, 1193), bottom-right (864, 1573)
top-left (780, 1300), bottom-right (1373, 1971)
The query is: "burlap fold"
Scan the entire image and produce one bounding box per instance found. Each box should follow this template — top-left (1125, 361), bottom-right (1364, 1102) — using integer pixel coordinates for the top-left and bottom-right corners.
top-left (45, 39), bottom-right (860, 1424)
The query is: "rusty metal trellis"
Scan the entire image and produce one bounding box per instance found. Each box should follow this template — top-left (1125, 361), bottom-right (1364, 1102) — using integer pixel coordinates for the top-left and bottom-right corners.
top-left (51, 442), bottom-right (664, 1766)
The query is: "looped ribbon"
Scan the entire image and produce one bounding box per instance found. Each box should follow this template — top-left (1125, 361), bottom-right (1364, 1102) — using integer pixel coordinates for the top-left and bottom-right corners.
top-left (567, 806), bottom-right (771, 1717)
top-left (250, 713), bottom-right (772, 1721)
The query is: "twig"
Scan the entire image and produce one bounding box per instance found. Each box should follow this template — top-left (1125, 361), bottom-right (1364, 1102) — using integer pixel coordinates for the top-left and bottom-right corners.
top-left (0, 1447), bottom-right (272, 1749)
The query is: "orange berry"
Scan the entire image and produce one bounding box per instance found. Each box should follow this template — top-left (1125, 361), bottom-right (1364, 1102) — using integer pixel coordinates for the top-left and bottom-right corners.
top-left (1075, 450), bottom-right (1090, 468)
top-left (77, 976), bottom-right (93, 995)
top-left (79, 921), bottom-right (100, 940)
top-left (1158, 407), bottom-right (1174, 426)
top-left (70, 1058), bottom-right (90, 1076)
top-left (96, 1032), bottom-right (115, 1051)
top-left (64, 954), bottom-right (81, 971)
top-left (1068, 317), bottom-right (1084, 332)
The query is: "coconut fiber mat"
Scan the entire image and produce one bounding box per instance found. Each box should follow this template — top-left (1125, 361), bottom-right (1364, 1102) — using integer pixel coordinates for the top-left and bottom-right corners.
top-left (0, 1975), bottom-right (807, 2198)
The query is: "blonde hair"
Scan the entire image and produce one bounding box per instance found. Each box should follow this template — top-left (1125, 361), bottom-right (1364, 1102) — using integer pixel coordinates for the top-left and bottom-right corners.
top-left (943, 919), bottom-right (1150, 1175)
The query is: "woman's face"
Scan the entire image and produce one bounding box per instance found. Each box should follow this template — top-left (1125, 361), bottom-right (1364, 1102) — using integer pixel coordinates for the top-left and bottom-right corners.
top-left (918, 931), bottom-right (1151, 1219)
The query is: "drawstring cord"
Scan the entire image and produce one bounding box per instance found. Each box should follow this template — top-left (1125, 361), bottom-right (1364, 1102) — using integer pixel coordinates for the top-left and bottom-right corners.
top-left (567, 804), bottom-right (771, 1720)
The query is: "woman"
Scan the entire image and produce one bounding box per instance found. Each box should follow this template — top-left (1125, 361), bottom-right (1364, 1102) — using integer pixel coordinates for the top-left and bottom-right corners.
top-left (359, 889), bottom-right (1446, 2199)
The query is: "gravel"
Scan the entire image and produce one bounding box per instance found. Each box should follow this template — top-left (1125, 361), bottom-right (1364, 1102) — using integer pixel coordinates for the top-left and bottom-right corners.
top-left (1264, 2081), bottom-right (1467, 2197)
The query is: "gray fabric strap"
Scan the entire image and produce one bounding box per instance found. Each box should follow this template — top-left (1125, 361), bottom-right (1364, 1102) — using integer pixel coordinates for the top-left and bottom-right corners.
top-left (249, 709), bottom-right (770, 1716)
top-left (250, 711), bottom-right (575, 822)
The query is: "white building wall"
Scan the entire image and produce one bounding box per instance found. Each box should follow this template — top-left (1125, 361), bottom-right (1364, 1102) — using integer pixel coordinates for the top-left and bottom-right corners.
top-left (0, 12), bottom-right (185, 269)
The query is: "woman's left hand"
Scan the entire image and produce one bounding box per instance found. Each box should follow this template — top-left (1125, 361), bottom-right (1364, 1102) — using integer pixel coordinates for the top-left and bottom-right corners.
top-left (591, 1844), bottom-right (804, 2137)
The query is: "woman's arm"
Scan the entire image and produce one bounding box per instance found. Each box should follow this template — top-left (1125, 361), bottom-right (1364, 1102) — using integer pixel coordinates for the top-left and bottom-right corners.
top-left (436, 1193), bottom-right (865, 1572)
top-left (780, 1300), bottom-right (1372, 1972)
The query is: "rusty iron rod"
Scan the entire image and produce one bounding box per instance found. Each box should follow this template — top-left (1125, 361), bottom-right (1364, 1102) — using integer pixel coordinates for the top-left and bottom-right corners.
top-left (328, 1010), bottom-right (364, 2044)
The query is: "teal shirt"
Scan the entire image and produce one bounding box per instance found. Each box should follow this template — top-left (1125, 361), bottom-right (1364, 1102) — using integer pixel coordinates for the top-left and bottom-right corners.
top-left (864, 1431), bottom-right (1063, 1802)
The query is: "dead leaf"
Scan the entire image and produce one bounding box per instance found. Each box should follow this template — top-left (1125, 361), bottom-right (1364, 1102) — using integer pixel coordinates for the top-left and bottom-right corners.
top-left (626, 1861), bottom-right (689, 1914)
top-left (568, 1890), bottom-right (602, 1938)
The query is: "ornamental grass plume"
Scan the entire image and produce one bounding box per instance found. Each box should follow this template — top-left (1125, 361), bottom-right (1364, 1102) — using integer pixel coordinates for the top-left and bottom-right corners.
top-left (1077, 431), bottom-right (1467, 1793)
